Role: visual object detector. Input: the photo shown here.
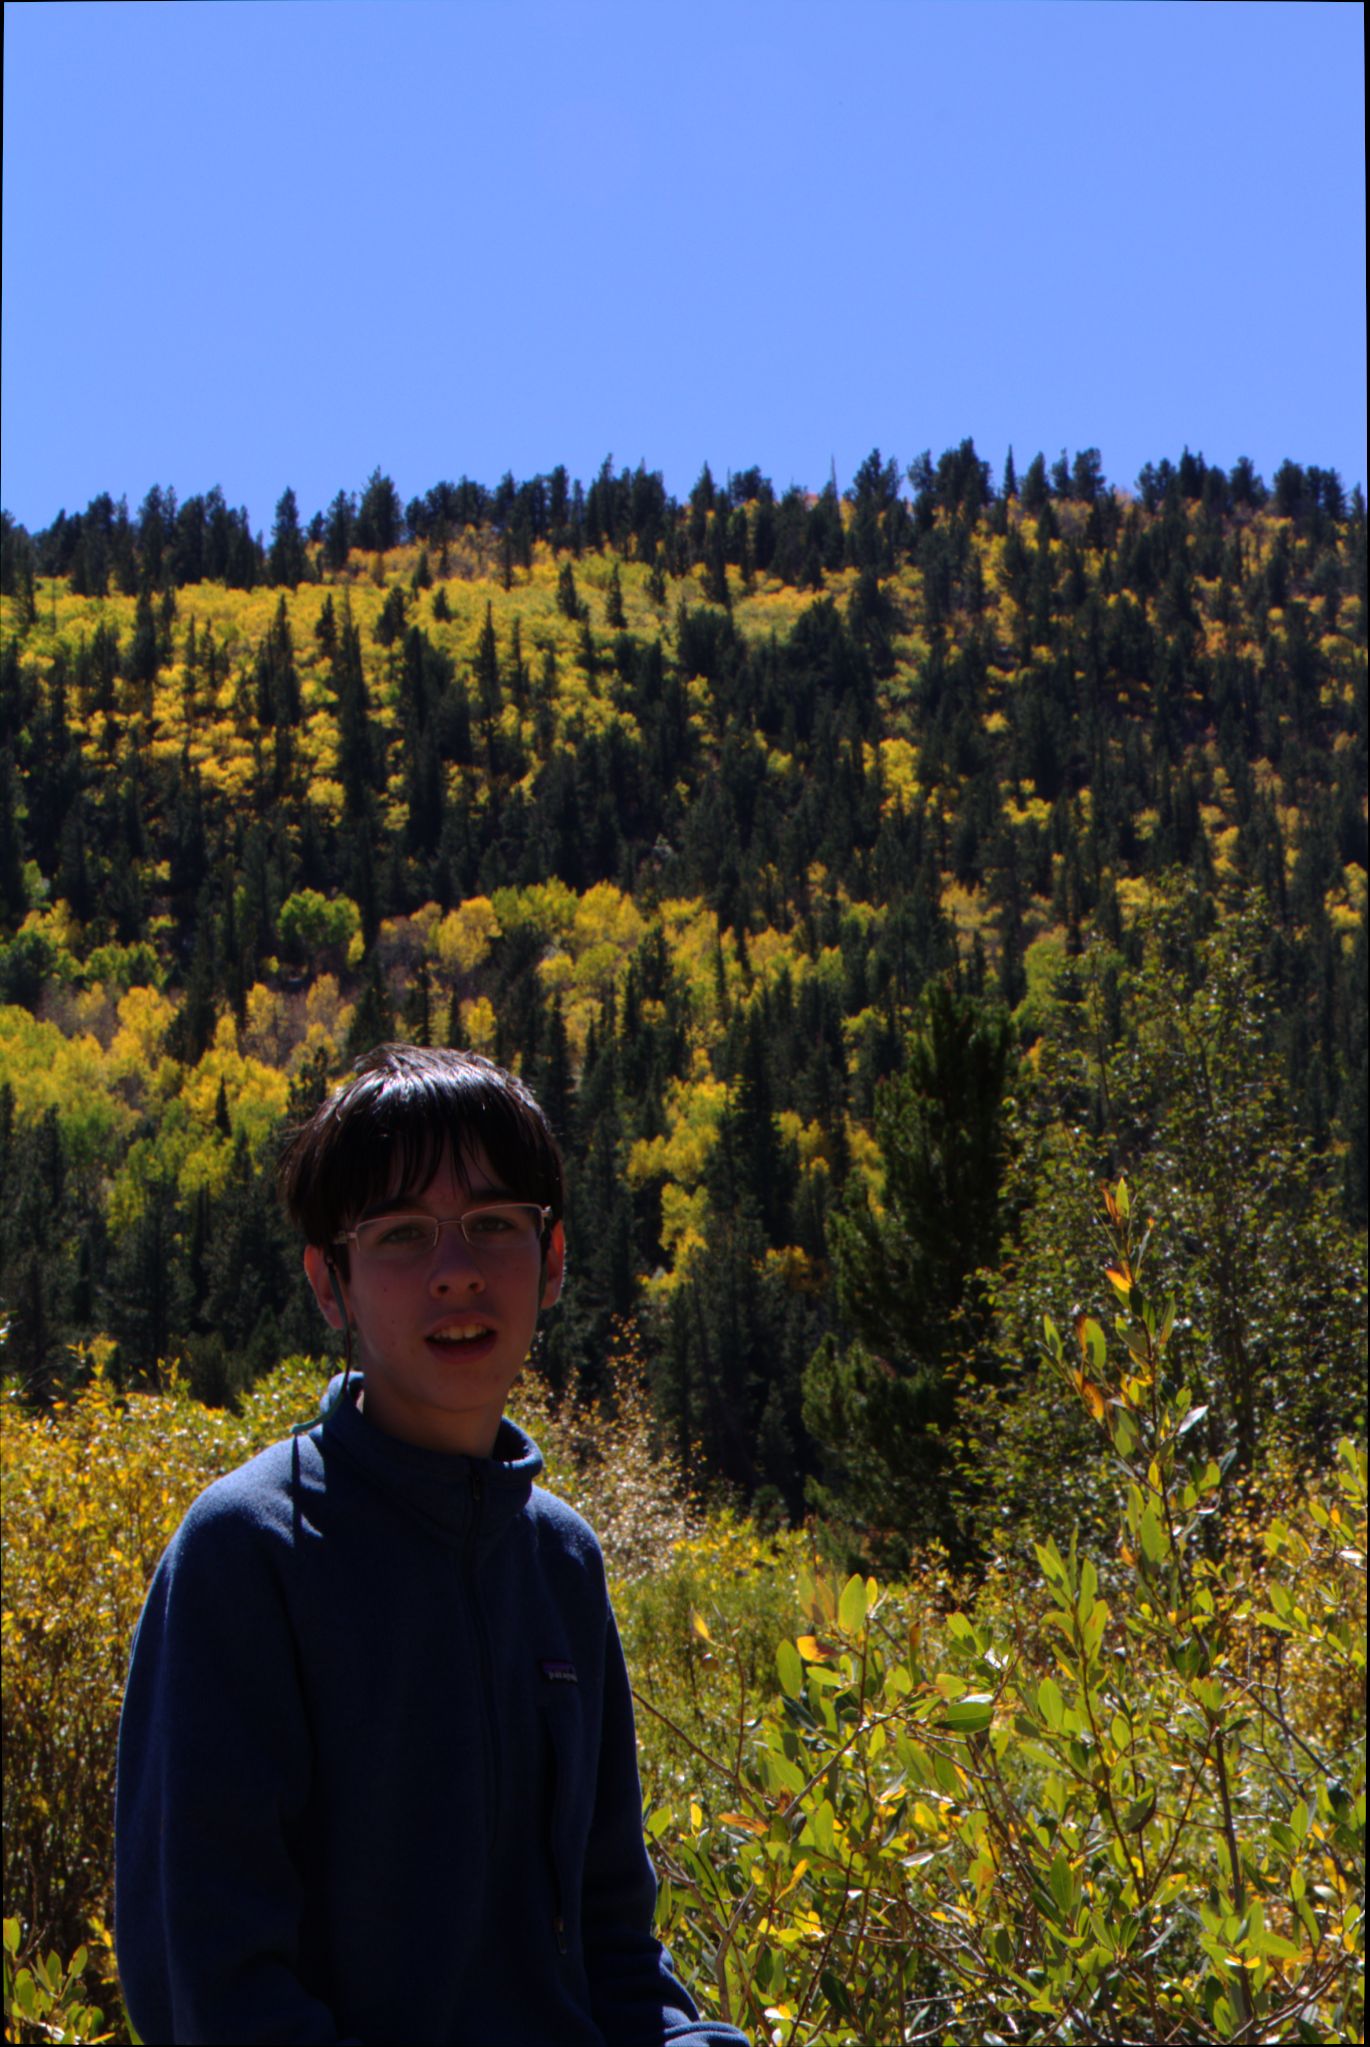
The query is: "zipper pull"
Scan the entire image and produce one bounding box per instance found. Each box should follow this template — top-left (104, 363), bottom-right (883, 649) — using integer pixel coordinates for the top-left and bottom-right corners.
top-left (553, 1913), bottom-right (568, 1956)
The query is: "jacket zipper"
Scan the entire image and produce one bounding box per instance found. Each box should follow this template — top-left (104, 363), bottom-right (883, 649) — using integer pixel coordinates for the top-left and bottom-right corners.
top-left (465, 1471), bottom-right (499, 1845)
top-left (546, 1718), bottom-right (568, 1956)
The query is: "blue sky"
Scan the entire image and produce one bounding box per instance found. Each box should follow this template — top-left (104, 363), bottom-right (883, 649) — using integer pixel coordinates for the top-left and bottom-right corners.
top-left (2, 0), bottom-right (1364, 534)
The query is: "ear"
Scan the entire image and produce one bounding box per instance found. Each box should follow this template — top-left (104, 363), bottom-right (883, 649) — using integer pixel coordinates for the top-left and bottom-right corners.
top-left (539, 1221), bottom-right (566, 1311)
top-left (304, 1244), bottom-right (350, 1329)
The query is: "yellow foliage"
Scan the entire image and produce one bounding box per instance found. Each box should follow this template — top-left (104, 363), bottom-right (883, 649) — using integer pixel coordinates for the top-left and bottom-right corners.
top-left (180, 1027), bottom-right (289, 1151)
top-left (458, 995), bottom-right (497, 1054)
top-left (107, 986), bottom-right (175, 1077)
top-left (434, 897), bottom-right (502, 977)
top-left (571, 881), bottom-right (644, 961)
top-left (490, 879), bottom-right (578, 944)
top-left (648, 1182), bottom-right (711, 1290)
top-left (0, 1353), bottom-right (328, 2000)
top-left (307, 775), bottom-right (346, 823)
top-left (1003, 793), bottom-right (1053, 829)
top-left (304, 974), bottom-right (346, 1041)
top-left (764, 1244), bottom-right (818, 1291)
top-left (242, 983), bottom-right (291, 1065)
top-left (536, 950), bottom-right (575, 994)
top-left (878, 736), bottom-right (921, 808)
top-left (1115, 876), bottom-right (1159, 921)
top-left (18, 900), bottom-right (82, 971)
top-left (0, 1009), bottom-right (132, 1168)
top-left (627, 1071), bottom-right (729, 1191)
top-left (1328, 863), bottom-right (1366, 943)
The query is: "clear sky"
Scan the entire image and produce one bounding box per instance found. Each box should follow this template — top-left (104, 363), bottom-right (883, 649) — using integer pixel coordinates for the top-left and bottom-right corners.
top-left (2, 0), bottom-right (1365, 534)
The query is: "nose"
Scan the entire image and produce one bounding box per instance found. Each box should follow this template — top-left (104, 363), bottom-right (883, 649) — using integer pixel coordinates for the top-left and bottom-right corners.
top-left (429, 1218), bottom-right (484, 1293)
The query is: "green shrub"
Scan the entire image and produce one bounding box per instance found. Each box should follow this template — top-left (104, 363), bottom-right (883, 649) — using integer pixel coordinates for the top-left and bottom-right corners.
top-left (630, 1183), bottom-right (1365, 2043)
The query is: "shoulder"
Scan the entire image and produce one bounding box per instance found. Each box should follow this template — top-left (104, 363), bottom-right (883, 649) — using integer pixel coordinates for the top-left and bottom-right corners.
top-left (526, 1484), bottom-right (608, 1579)
top-left (169, 1435), bottom-right (313, 1568)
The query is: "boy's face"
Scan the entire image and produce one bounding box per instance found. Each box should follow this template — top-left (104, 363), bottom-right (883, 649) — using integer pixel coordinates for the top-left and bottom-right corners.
top-left (303, 1145), bottom-right (564, 1458)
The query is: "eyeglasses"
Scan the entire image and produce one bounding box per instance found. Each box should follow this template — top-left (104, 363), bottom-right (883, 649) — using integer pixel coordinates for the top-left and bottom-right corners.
top-left (334, 1204), bottom-right (552, 1266)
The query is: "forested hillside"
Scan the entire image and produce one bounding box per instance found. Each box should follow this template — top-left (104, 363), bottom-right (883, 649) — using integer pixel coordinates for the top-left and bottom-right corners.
top-left (1, 442), bottom-right (1366, 1560)
top-left (3, 444), bottom-right (1367, 2045)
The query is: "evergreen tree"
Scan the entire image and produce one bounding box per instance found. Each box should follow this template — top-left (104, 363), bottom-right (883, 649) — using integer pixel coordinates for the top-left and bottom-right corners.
top-left (803, 981), bottom-right (1014, 1562)
top-left (355, 468), bottom-right (403, 553)
top-left (605, 562), bottom-right (627, 629)
top-left (268, 486), bottom-right (307, 587)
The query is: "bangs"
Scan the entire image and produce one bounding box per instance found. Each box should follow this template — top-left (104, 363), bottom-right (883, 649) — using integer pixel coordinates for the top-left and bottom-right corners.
top-left (280, 1047), bottom-right (564, 1253)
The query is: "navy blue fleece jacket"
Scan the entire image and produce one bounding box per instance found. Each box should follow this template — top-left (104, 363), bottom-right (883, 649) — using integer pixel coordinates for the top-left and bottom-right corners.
top-left (115, 1376), bottom-right (749, 2046)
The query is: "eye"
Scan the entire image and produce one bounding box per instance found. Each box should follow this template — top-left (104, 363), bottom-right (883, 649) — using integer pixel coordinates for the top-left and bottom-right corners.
top-left (466, 1207), bottom-right (519, 1236)
top-left (371, 1216), bottom-right (430, 1248)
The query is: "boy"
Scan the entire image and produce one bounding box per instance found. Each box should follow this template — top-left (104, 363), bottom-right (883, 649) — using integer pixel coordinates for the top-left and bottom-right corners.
top-left (115, 1044), bottom-right (749, 2046)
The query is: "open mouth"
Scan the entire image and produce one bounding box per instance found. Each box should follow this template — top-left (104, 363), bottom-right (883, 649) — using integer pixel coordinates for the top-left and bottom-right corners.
top-left (427, 1324), bottom-right (495, 1349)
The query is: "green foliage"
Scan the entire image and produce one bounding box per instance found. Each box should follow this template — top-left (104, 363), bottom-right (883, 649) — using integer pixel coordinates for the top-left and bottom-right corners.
top-left (276, 887), bottom-right (360, 962)
top-left (804, 980), bottom-right (1015, 1561)
top-left (948, 894), bottom-right (1368, 1570)
top-left (625, 1186), bottom-right (1365, 2044)
top-left (2, 1189), bottom-right (1365, 2044)
top-left (3, 1917), bottom-right (117, 2045)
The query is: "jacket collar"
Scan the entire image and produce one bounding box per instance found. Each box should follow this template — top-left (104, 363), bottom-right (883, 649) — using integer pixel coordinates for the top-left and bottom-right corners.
top-left (316, 1372), bottom-right (544, 1549)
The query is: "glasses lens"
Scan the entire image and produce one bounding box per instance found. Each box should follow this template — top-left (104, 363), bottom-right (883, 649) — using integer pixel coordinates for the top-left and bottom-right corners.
top-left (461, 1204), bottom-right (543, 1251)
top-left (350, 1207), bottom-right (544, 1261)
top-left (354, 1215), bottom-right (439, 1261)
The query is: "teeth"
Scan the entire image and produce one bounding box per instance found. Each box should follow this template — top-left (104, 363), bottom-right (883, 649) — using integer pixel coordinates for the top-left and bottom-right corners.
top-left (431, 1327), bottom-right (489, 1345)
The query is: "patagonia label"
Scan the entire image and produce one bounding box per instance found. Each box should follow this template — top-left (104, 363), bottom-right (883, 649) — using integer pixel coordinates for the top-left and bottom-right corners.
top-left (541, 1659), bottom-right (578, 1683)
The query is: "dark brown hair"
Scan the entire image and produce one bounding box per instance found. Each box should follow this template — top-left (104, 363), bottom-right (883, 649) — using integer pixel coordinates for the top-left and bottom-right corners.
top-left (278, 1044), bottom-right (564, 1270)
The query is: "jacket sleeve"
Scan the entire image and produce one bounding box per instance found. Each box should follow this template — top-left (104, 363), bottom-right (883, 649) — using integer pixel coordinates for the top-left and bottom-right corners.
top-left (581, 1601), bottom-right (752, 2047)
top-left (114, 1486), bottom-right (355, 2046)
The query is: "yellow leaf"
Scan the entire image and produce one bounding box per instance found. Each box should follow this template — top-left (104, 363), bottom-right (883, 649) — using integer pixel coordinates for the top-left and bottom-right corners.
top-left (796, 1634), bottom-right (826, 1662)
top-left (691, 1611), bottom-right (713, 1642)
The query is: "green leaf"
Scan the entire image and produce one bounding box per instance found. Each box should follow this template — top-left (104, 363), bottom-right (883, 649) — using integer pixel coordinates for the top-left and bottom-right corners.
top-left (932, 1748), bottom-right (963, 1794)
top-left (809, 1798), bottom-right (837, 1856)
top-left (1082, 1599), bottom-right (1110, 1656)
top-left (1175, 1402), bottom-right (1209, 1440)
top-left (944, 1695), bottom-right (995, 1734)
top-left (1037, 1677), bottom-right (1065, 1729)
top-left (776, 1640), bottom-right (804, 1699)
top-left (1255, 1930), bottom-right (1302, 1961)
top-left (1139, 1506), bottom-right (1168, 1563)
top-left (763, 1753), bottom-right (806, 1798)
top-left (838, 1573), bottom-right (867, 1633)
top-left (1119, 1789), bottom-right (1157, 1831)
top-left (646, 1806), bottom-right (674, 1839)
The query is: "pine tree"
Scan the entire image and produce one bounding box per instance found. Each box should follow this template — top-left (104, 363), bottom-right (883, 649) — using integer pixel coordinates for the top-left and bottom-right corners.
top-left (268, 486), bottom-right (307, 587)
top-left (803, 981), bottom-right (1015, 1562)
top-left (556, 561), bottom-right (583, 621)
